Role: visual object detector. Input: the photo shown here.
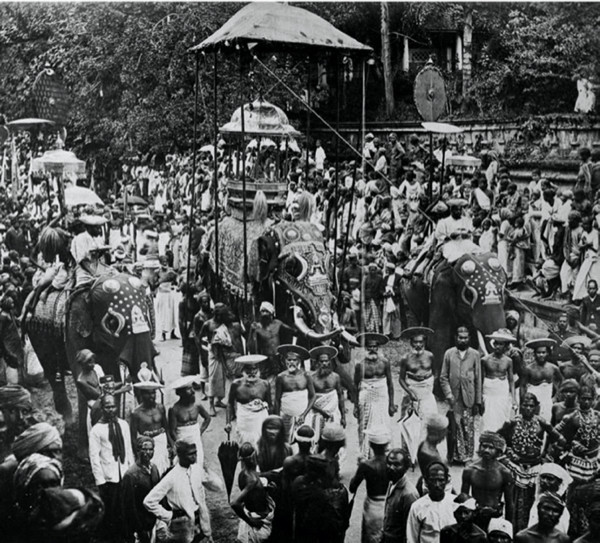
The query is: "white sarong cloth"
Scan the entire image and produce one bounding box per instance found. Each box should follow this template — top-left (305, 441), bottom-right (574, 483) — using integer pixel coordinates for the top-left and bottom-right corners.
top-left (155, 283), bottom-right (179, 336)
top-left (362, 495), bottom-right (385, 543)
top-left (236, 399), bottom-right (269, 447)
top-left (406, 375), bottom-right (437, 421)
top-left (358, 377), bottom-right (391, 461)
top-left (304, 389), bottom-right (341, 444)
top-left (482, 377), bottom-right (513, 432)
top-left (176, 423), bottom-right (204, 469)
top-left (147, 430), bottom-right (171, 476)
top-left (528, 382), bottom-right (553, 422)
top-left (236, 496), bottom-right (275, 543)
top-left (280, 389), bottom-right (309, 441)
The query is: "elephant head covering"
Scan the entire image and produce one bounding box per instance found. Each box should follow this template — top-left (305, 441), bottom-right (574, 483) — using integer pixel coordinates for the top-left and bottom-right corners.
top-left (14, 453), bottom-right (64, 498)
top-left (12, 423), bottom-right (62, 462)
top-left (0, 385), bottom-right (32, 410)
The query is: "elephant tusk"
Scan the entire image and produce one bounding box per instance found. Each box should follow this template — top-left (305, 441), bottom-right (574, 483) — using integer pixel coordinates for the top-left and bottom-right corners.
top-left (101, 307), bottom-right (126, 338)
top-left (477, 330), bottom-right (489, 357)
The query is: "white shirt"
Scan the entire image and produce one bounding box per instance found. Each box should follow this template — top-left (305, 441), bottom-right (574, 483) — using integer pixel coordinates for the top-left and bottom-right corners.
top-left (71, 231), bottom-right (101, 264)
top-left (88, 418), bottom-right (134, 485)
top-left (315, 146), bottom-right (326, 170)
top-left (406, 492), bottom-right (456, 543)
top-left (143, 463), bottom-right (212, 537)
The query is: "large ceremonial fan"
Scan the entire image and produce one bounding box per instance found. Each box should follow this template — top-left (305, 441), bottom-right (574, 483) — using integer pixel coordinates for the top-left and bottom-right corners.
top-left (414, 61), bottom-right (447, 122)
top-left (31, 65), bottom-right (71, 126)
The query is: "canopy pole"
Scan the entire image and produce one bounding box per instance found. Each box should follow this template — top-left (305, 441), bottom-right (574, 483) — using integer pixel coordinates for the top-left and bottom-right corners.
top-left (213, 51), bottom-right (220, 281)
top-left (186, 51), bottom-right (200, 299)
top-left (361, 58), bottom-right (366, 172)
top-left (338, 160), bottom-right (358, 313)
top-left (428, 132), bottom-right (434, 202)
top-left (440, 135), bottom-right (447, 194)
top-left (332, 51), bottom-right (341, 293)
top-left (305, 58), bottom-right (311, 183)
top-left (239, 58), bottom-right (248, 313)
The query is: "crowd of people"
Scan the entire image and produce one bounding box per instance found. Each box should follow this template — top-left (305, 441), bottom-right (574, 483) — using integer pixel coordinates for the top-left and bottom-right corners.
top-left (1, 129), bottom-right (600, 543)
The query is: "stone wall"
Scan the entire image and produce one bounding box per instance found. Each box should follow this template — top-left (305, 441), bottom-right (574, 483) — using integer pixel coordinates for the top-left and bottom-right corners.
top-left (312, 114), bottom-right (600, 189)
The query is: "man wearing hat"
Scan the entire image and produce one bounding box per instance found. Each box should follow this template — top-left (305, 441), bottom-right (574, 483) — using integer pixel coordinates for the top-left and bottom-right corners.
top-left (399, 327), bottom-right (437, 423)
top-left (489, 519), bottom-right (514, 543)
top-left (248, 301), bottom-right (297, 379)
top-left (0, 385), bottom-right (32, 448)
top-left (355, 333), bottom-right (396, 460)
top-left (559, 335), bottom-right (592, 382)
top-left (521, 338), bottom-right (562, 421)
top-left (440, 494), bottom-right (488, 543)
top-left (462, 431), bottom-right (514, 531)
top-left (304, 346), bottom-right (345, 445)
top-left (282, 425), bottom-right (315, 493)
top-left (481, 329), bottom-right (518, 433)
top-left (515, 492), bottom-right (569, 543)
top-left (350, 425), bottom-right (391, 543)
top-left (225, 355), bottom-right (271, 448)
top-left (71, 213), bottom-right (112, 287)
top-left (130, 381), bottom-right (171, 476)
top-left (274, 345), bottom-right (315, 442)
top-left (167, 376), bottom-right (211, 470)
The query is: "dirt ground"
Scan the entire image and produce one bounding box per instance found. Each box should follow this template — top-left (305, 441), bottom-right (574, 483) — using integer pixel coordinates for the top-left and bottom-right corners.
top-left (29, 337), bottom-right (463, 543)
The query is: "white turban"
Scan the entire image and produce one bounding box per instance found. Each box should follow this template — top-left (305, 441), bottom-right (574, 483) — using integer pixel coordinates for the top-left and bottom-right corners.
top-left (260, 302), bottom-right (275, 315)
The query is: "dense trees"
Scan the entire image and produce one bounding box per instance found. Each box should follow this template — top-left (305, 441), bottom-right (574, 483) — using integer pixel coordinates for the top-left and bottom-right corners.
top-left (0, 2), bottom-right (598, 171)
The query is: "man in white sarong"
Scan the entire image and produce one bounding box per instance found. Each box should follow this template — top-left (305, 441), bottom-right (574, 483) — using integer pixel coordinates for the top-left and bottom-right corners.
top-left (274, 345), bottom-right (315, 442)
top-left (130, 381), bottom-right (172, 476)
top-left (521, 338), bottom-right (562, 422)
top-left (481, 329), bottom-right (518, 433)
top-left (71, 214), bottom-right (112, 287)
top-left (305, 346), bottom-right (346, 446)
top-left (354, 333), bottom-right (397, 461)
top-left (399, 328), bottom-right (437, 425)
top-left (168, 376), bottom-right (211, 470)
top-left (226, 355), bottom-right (271, 448)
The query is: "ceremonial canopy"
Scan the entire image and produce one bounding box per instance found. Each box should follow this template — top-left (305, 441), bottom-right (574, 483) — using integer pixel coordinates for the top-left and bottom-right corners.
top-left (191, 2), bottom-right (373, 54)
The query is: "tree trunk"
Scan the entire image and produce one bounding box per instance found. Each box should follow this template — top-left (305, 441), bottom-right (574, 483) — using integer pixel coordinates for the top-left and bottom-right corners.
top-left (381, 1), bottom-right (394, 117)
top-left (462, 7), bottom-right (473, 97)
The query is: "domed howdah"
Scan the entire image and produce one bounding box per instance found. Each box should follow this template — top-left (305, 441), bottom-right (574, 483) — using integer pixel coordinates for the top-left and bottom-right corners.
top-left (220, 100), bottom-right (301, 136)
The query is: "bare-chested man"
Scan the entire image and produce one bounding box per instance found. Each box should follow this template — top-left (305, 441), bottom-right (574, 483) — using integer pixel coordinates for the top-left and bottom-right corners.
top-left (558, 335), bottom-right (592, 382)
top-left (248, 302), bottom-right (297, 379)
top-left (462, 431), bottom-right (514, 531)
top-left (481, 329), bottom-right (517, 433)
top-left (354, 333), bottom-right (396, 460)
top-left (168, 375), bottom-right (211, 468)
top-left (399, 327), bottom-right (437, 421)
top-left (231, 442), bottom-right (275, 543)
top-left (274, 345), bottom-right (315, 442)
top-left (305, 346), bottom-right (346, 445)
top-left (551, 379), bottom-right (579, 425)
top-left (350, 426), bottom-right (392, 543)
top-left (226, 355), bottom-right (272, 447)
top-left (521, 339), bottom-right (562, 422)
top-left (130, 382), bottom-right (172, 476)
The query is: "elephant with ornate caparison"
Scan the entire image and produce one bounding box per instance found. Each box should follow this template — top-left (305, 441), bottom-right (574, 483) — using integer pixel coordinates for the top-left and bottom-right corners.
top-left (204, 212), bottom-right (356, 388)
top-left (403, 252), bottom-right (508, 387)
top-left (23, 272), bottom-right (156, 457)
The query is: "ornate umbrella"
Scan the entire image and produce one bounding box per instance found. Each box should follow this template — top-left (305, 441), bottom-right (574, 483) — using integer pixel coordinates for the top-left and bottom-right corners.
top-left (31, 149), bottom-right (86, 178)
top-left (64, 186), bottom-right (104, 207)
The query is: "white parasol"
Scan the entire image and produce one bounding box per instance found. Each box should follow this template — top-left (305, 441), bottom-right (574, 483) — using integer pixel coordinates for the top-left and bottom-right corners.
top-left (64, 186), bottom-right (104, 207)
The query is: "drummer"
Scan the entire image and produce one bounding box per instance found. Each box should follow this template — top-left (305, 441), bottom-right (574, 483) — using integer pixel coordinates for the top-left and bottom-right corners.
top-left (398, 327), bottom-right (437, 421)
top-left (225, 354), bottom-right (272, 448)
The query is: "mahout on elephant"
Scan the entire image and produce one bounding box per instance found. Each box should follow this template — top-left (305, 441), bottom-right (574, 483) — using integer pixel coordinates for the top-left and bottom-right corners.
top-left (20, 224), bottom-right (157, 458)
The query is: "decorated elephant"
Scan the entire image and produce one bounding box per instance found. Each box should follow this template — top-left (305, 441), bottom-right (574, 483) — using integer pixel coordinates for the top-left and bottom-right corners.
top-left (403, 252), bottom-right (508, 377)
top-left (24, 272), bottom-right (156, 456)
top-left (206, 214), bottom-right (343, 343)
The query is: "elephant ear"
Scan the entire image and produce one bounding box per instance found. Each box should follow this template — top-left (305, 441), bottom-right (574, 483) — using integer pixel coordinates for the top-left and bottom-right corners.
top-left (257, 231), bottom-right (280, 282)
top-left (69, 291), bottom-right (93, 338)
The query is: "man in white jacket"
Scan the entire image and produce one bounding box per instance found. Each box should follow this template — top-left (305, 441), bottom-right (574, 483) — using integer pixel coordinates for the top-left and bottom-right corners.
top-left (144, 439), bottom-right (213, 543)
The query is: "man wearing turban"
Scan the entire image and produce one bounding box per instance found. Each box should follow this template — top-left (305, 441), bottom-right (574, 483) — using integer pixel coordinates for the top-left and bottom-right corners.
top-left (0, 384), bottom-right (32, 446)
top-left (515, 492), bottom-right (569, 543)
top-left (248, 300), bottom-right (297, 379)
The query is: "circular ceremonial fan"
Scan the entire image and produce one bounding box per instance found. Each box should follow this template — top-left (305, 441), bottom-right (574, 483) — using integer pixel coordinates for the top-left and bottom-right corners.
top-left (413, 62), bottom-right (447, 122)
top-left (31, 66), bottom-right (71, 126)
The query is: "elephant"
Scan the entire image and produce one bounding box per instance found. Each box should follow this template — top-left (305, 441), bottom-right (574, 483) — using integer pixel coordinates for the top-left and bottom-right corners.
top-left (403, 251), bottom-right (508, 380)
top-left (23, 272), bottom-right (156, 457)
top-left (204, 215), bottom-right (356, 390)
